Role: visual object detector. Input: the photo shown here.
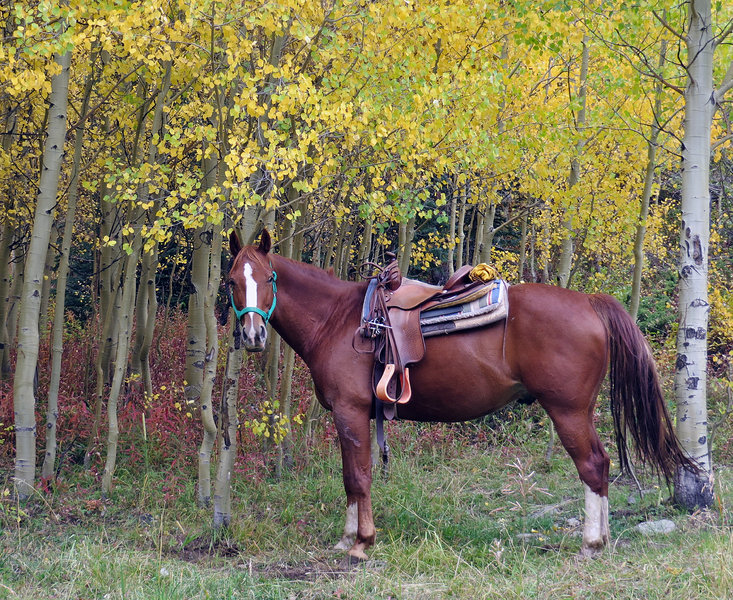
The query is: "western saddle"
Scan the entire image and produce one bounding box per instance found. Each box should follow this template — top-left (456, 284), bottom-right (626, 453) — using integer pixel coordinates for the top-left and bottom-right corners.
top-left (358, 260), bottom-right (503, 407)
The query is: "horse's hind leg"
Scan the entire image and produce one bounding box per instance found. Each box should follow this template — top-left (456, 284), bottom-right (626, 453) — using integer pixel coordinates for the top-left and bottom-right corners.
top-left (544, 407), bottom-right (610, 556)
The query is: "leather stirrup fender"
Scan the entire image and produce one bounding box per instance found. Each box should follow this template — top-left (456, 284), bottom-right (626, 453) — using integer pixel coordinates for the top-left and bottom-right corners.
top-left (375, 364), bottom-right (412, 404)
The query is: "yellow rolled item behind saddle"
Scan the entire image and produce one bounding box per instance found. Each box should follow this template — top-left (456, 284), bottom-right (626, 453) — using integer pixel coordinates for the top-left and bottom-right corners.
top-left (469, 263), bottom-right (500, 283)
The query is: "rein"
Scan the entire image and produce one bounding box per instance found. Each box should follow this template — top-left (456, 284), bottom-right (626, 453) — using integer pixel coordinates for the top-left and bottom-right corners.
top-left (230, 268), bottom-right (278, 324)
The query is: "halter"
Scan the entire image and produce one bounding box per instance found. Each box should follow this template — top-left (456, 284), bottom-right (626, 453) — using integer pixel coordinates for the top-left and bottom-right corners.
top-left (230, 268), bottom-right (277, 325)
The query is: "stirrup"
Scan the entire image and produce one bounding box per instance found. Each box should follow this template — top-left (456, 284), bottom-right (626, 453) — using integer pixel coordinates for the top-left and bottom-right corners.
top-left (375, 364), bottom-right (412, 404)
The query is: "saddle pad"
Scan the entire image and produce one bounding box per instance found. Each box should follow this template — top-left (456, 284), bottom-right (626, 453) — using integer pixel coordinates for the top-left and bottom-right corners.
top-left (420, 280), bottom-right (508, 337)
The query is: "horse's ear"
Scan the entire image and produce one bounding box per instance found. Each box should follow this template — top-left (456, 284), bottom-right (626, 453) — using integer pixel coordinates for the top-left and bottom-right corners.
top-left (258, 229), bottom-right (272, 254)
top-left (229, 229), bottom-right (242, 257)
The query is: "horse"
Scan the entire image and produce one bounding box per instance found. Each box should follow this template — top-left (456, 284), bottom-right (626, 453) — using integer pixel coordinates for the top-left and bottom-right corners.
top-left (227, 229), bottom-right (697, 560)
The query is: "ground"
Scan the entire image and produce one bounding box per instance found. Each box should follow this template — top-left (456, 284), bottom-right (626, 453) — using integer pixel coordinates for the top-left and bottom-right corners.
top-left (2, 417), bottom-right (733, 599)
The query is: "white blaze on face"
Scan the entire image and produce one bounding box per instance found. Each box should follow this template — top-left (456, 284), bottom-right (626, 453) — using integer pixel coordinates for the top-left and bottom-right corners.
top-left (243, 262), bottom-right (259, 337)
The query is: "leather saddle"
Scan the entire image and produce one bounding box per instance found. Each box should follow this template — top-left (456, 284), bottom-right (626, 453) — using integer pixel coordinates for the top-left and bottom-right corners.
top-left (359, 262), bottom-right (501, 406)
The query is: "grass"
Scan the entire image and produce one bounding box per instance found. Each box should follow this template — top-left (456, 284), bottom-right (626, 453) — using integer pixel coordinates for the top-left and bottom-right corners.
top-left (2, 419), bottom-right (733, 599)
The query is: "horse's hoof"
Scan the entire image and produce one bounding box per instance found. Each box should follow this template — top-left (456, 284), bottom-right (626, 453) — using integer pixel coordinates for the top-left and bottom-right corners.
top-left (346, 548), bottom-right (369, 565)
top-left (334, 539), bottom-right (352, 552)
top-left (347, 554), bottom-right (366, 566)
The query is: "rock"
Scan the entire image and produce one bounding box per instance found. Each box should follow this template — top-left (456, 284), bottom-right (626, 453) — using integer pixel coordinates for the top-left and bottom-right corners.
top-left (565, 517), bottom-right (581, 528)
top-left (636, 519), bottom-right (676, 535)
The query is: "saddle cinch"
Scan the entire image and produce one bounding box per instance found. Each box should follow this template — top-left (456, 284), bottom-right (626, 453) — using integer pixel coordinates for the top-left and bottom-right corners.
top-left (359, 261), bottom-right (508, 407)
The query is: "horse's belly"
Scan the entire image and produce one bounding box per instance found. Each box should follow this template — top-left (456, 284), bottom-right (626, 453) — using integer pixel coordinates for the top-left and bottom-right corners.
top-left (396, 329), bottom-right (526, 422)
top-left (397, 380), bottom-right (529, 422)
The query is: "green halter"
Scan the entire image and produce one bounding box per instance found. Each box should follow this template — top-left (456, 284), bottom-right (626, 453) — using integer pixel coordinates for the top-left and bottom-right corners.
top-left (230, 270), bottom-right (277, 325)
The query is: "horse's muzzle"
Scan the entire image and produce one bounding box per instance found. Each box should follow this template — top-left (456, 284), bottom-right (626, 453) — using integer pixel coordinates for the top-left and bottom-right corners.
top-left (242, 322), bottom-right (267, 352)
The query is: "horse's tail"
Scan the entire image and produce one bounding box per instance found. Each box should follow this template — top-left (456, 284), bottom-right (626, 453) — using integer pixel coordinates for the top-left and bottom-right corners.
top-left (588, 294), bottom-right (699, 485)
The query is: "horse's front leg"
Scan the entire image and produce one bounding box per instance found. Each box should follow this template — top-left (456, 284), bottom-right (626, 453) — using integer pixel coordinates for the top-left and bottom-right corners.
top-left (332, 407), bottom-right (375, 562)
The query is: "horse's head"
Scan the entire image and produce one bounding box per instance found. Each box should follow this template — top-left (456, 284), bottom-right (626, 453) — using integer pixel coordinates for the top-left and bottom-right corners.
top-left (227, 229), bottom-right (276, 352)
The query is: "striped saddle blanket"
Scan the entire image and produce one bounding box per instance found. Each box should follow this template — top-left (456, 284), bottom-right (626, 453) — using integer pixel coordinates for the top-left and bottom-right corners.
top-left (420, 279), bottom-right (508, 337)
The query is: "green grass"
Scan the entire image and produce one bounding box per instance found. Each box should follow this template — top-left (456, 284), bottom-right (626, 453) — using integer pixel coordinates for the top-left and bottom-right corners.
top-left (2, 426), bottom-right (733, 599)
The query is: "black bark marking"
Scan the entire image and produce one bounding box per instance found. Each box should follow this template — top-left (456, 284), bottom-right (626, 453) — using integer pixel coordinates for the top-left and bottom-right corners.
top-left (692, 235), bottom-right (703, 265)
top-left (684, 327), bottom-right (706, 340)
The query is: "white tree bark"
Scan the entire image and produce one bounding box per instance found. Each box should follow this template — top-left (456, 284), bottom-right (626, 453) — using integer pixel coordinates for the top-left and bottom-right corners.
top-left (674, 0), bottom-right (715, 508)
top-left (13, 50), bottom-right (71, 498)
top-left (43, 54), bottom-right (96, 479)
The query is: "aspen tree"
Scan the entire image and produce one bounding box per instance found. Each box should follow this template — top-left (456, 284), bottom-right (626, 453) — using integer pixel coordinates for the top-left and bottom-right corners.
top-left (43, 52), bottom-right (97, 479)
top-left (102, 61), bottom-right (171, 495)
top-left (13, 48), bottom-right (71, 498)
top-left (630, 39), bottom-right (667, 322)
top-left (556, 36), bottom-right (589, 289)
top-left (0, 2), bottom-right (17, 380)
top-left (673, 0), bottom-right (731, 508)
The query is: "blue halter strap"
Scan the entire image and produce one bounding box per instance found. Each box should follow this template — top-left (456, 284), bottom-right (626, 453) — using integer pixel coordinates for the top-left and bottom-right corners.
top-left (230, 269), bottom-right (277, 325)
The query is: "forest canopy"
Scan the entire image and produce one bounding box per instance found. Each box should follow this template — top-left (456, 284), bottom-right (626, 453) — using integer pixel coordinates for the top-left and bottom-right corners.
top-left (1, 0), bottom-right (732, 501)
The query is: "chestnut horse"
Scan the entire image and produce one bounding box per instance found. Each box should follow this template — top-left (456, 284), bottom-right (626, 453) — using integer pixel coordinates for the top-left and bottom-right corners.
top-left (228, 230), bottom-right (696, 560)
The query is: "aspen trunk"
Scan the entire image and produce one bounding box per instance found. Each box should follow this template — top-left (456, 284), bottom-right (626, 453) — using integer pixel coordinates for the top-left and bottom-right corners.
top-left (0, 221), bottom-right (14, 379)
top-left (277, 207), bottom-right (304, 470)
top-left (5, 245), bottom-right (23, 362)
top-left (213, 340), bottom-right (244, 527)
top-left (13, 49), bottom-right (71, 498)
top-left (518, 211), bottom-right (528, 282)
top-left (38, 225), bottom-right (57, 338)
top-left (196, 217), bottom-right (222, 506)
top-left (137, 246), bottom-right (158, 401)
top-left (85, 285), bottom-right (119, 469)
top-left (478, 201), bottom-right (497, 264)
top-left (42, 57), bottom-right (95, 479)
top-left (188, 225), bottom-right (214, 504)
top-left (331, 217), bottom-right (349, 274)
top-left (472, 207), bottom-right (485, 266)
top-left (101, 236), bottom-right (140, 496)
top-left (357, 217), bottom-right (373, 267)
top-left (556, 36), bottom-right (588, 289)
top-left (630, 39), bottom-right (667, 321)
top-left (446, 179), bottom-right (458, 276)
top-left (264, 333), bottom-right (282, 478)
top-left (85, 177), bottom-right (119, 469)
top-left (0, 22), bottom-right (18, 378)
top-left (674, 0), bottom-right (715, 509)
top-left (398, 215), bottom-right (416, 275)
top-left (130, 62), bottom-right (171, 400)
top-left (97, 198), bottom-right (121, 384)
top-left (456, 187), bottom-right (467, 270)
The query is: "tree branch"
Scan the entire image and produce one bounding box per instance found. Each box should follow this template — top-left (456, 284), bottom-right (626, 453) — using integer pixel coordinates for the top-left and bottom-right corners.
top-left (652, 9), bottom-right (685, 42)
top-left (714, 59), bottom-right (733, 106)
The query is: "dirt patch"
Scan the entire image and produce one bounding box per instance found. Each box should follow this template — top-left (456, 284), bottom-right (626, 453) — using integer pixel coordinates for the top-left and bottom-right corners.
top-left (253, 557), bottom-right (386, 581)
top-left (175, 535), bottom-right (244, 563)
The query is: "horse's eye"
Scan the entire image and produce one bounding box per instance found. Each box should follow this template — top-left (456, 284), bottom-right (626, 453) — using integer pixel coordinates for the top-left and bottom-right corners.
top-left (267, 275), bottom-right (274, 283)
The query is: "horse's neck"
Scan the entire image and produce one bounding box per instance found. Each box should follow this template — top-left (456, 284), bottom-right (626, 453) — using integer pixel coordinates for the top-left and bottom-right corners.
top-left (269, 255), bottom-right (363, 361)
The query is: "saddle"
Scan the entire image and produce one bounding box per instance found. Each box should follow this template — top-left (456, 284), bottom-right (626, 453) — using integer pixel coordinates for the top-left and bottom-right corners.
top-left (358, 261), bottom-right (506, 407)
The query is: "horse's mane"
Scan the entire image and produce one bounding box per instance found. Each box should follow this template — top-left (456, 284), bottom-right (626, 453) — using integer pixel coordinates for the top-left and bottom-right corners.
top-left (279, 254), bottom-right (337, 280)
top-left (244, 248), bottom-right (352, 286)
